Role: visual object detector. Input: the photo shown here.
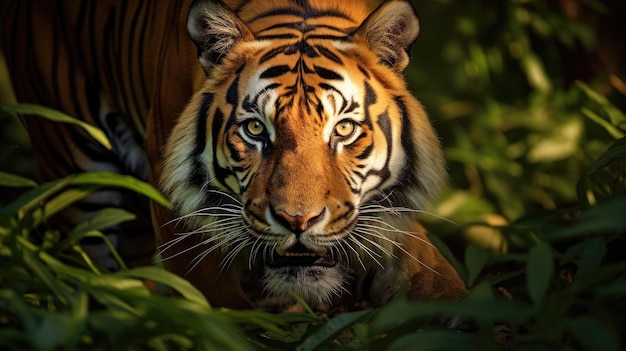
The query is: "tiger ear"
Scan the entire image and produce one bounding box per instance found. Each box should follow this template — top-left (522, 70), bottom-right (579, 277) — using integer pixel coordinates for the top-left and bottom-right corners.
top-left (187, 0), bottom-right (254, 73)
top-left (353, 0), bottom-right (420, 73)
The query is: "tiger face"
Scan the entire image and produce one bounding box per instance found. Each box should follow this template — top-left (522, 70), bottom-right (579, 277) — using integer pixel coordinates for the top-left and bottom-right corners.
top-left (161, 0), bottom-right (455, 310)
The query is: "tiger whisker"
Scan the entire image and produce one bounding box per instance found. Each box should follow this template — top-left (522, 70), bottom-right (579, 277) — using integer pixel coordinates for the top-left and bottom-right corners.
top-left (163, 205), bottom-right (242, 227)
top-left (186, 228), bottom-right (249, 273)
top-left (342, 238), bottom-right (367, 270)
top-left (207, 189), bottom-right (244, 206)
top-left (358, 218), bottom-right (434, 247)
top-left (354, 224), bottom-right (442, 277)
top-left (347, 235), bottom-right (385, 270)
top-left (158, 218), bottom-right (244, 261)
top-left (167, 220), bottom-right (243, 240)
top-left (157, 217), bottom-right (243, 254)
top-left (248, 235), bottom-right (265, 270)
top-left (350, 230), bottom-right (394, 260)
top-left (218, 236), bottom-right (252, 273)
top-left (359, 204), bottom-right (457, 225)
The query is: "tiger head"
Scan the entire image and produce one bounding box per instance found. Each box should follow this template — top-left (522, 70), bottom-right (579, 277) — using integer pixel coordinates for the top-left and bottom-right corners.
top-left (161, 0), bottom-right (447, 310)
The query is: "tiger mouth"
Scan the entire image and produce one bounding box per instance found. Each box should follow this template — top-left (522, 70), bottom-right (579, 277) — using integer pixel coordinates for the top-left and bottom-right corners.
top-left (269, 243), bottom-right (336, 268)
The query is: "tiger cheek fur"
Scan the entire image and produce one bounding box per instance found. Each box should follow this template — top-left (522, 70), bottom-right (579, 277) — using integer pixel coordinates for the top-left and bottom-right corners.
top-left (160, 0), bottom-right (467, 312)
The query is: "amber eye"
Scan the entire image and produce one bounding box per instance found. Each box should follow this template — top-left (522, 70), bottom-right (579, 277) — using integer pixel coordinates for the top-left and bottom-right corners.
top-left (246, 119), bottom-right (265, 137)
top-left (334, 120), bottom-right (356, 138)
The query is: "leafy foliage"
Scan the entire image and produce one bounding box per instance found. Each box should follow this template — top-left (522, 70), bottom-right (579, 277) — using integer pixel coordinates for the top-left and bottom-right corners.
top-left (1, 0), bottom-right (626, 349)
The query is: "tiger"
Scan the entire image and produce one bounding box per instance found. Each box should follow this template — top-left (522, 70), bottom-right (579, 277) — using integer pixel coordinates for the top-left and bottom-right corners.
top-left (3, 0), bottom-right (467, 312)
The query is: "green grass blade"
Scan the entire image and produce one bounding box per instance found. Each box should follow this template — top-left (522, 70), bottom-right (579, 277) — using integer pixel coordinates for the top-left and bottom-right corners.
top-left (296, 309), bottom-right (373, 351)
top-left (0, 103), bottom-right (111, 149)
top-left (0, 171), bottom-right (37, 188)
top-left (34, 186), bottom-right (100, 227)
top-left (0, 178), bottom-right (70, 218)
top-left (117, 266), bottom-right (209, 307)
top-left (69, 172), bottom-right (169, 207)
top-left (66, 208), bottom-right (136, 244)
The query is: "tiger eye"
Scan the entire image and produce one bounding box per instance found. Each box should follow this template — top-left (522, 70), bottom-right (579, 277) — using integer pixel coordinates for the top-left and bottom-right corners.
top-left (335, 121), bottom-right (355, 137)
top-left (247, 120), bottom-right (265, 136)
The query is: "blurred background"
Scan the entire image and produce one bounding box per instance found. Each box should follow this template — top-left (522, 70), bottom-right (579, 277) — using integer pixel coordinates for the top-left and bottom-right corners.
top-left (1, 0), bottom-right (625, 248)
top-left (403, 0), bottom-right (625, 248)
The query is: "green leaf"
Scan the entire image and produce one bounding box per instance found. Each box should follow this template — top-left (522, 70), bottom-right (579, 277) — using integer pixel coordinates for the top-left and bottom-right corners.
top-left (582, 107), bottom-right (625, 139)
top-left (219, 309), bottom-right (290, 336)
top-left (0, 289), bottom-right (38, 335)
top-left (561, 237), bottom-right (607, 276)
top-left (527, 117), bottom-right (582, 163)
top-left (595, 281), bottom-right (626, 301)
top-left (0, 177), bottom-right (70, 218)
top-left (289, 291), bottom-right (317, 317)
top-left (545, 197), bottom-right (626, 240)
top-left (69, 172), bottom-right (169, 207)
top-left (521, 52), bottom-right (552, 93)
top-left (36, 186), bottom-right (100, 226)
top-left (0, 103), bottom-right (111, 149)
top-left (117, 266), bottom-right (209, 307)
top-left (526, 243), bottom-right (553, 306)
top-left (387, 330), bottom-right (479, 351)
top-left (566, 317), bottom-right (620, 351)
top-left (464, 244), bottom-right (491, 286)
top-left (0, 171), bottom-right (37, 188)
top-left (67, 208), bottom-right (136, 243)
top-left (37, 246), bottom-right (100, 283)
top-left (577, 81), bottom-right (626, 135)
top-left (427, 232), bottom-right (468, 285)
top-left (296, 309), bottom-right (373, 351)
top-left (32, 311), bottom-right (86, 351)
top-left (568, 262), bottom-right (626, 294)
top-left (22, 249), bottom-right (71, 305)
top-left (372, 290), bottom-right (530, 336)
top-left (577, 137), bottom-right (626, 204)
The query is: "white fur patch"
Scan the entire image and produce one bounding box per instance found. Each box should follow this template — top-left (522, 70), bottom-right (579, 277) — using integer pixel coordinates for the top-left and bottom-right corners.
top-left (262, 265), bottom-right (347, 308)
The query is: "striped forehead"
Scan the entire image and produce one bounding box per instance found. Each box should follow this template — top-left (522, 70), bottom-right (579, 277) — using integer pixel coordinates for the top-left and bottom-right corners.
top-left (240, 53), bottom-right (363, 141)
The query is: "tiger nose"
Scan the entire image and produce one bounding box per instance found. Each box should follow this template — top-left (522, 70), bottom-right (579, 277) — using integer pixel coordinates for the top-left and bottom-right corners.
top-left (273, 208), bottom-right (324, 234)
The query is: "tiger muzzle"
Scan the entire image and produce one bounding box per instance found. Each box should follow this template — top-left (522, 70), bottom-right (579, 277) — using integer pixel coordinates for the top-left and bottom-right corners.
top-left (271, 243), bottom-right (336, 268)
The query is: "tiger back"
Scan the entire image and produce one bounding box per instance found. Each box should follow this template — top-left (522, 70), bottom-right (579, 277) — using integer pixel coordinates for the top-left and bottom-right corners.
top-left (3, 0), bottom-right (467, 312)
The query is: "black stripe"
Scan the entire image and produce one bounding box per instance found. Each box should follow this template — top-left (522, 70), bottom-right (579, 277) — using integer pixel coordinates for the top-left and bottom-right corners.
top-left (314, 65), bottom-right (343, 80)
top-left (315, 45), bottom-right (342, 63)
top-left (252, 83), bottom-right (281, 106)
top-left (303, 9), bottom-right (354, 21)
top-left (190, 93), bottom-right (213, 187)
top-left (259, 44), bottom-right (291, 63)
top-left (395, 96), bottom-right (419, 189)
top-left (304, 34), bottom-right (349, 41)
top-left (256, 21), bottom-right (302, 34)
top-left (357, 65), bottom-right (370, 79)
top-left (260, 65), bottom-right (291, 79)
top-left (330, 202), bottom-right (356, 225)
top-left (345, 100), bottom-right (359, 114)
top-left (256, 33), bottom-right (300, 40)
top-left (226, 72), bottom-right (242, 105)
top-left (355, 138), bottom-right (373, 160)
top-left (363, 81), bottom-right (377, 105)
top-left (212, 108), bottom-right (234, 190)
top-left (226, 137), bottom-right (245, 163)
top-left (248, 8), bottom-right (305, 24)
top-left (318, 82), bottom-right (340, 92)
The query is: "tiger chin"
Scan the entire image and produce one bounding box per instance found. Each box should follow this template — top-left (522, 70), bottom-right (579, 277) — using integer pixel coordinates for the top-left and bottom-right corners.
top-left (160, 0), bottom-right (467, 313)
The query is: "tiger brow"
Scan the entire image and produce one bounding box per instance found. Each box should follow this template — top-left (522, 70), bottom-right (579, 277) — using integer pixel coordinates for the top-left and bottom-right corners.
top-left (246, 7), bottom-right (355, 25)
